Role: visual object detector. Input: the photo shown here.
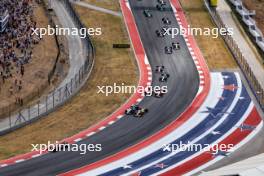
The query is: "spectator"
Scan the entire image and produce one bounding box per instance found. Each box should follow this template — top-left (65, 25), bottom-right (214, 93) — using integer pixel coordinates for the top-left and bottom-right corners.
top-left (0, 0), bottom-right (40, 93)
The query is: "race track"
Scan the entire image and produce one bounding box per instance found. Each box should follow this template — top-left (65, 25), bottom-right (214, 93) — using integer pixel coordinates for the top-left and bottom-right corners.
top-left (0, 0), bottom-right (200, 175)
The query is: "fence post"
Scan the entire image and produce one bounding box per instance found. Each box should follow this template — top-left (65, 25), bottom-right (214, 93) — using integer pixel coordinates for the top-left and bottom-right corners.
top-left (53, 91), bottom-right (55, 108)
top-left (28, 106), bottom-right (30, 120)
top-left (75, 74), bottom-right (78, 88)
top-left (71, 78), bottom-right (73, 93)
top-left (81, 66), bottom-right (84, 80)
top-left (38, 101), bottom-right (40, 116)
top-left (59, 87), bottom-right (62, 102)
top-left (79, 69), bottom-right (81, 84)
top-left (9, 111), bottom-right (11, 128)
top-left (46, 96), bottom-right (48, 112)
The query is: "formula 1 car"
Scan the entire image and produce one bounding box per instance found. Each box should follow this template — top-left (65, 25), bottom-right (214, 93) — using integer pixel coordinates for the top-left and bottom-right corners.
top-left (156, 30), bottom-right (165, 37)
top-left (134, 108), bottom-right (149, 117)
top-left (155, 66), bottom-right (165, 73)
top-left (157, 0), bottom-right (166, 5)
top-left (159, 73), bottom-right (170, 82)
top-left (143, 10), bottom-right (152, 18)
top-left (125, 104), bottom-right (140, 115)
top-left (165, 46), bottom-right (173, 54)
top-left (162, 17), bottom-right (171, 25)
top-left (172, 42), bottom-right (180, 50)
top-left (125, 105), bottom-right (148, 118)
top-left (156, 4), bottom-right (165, 11)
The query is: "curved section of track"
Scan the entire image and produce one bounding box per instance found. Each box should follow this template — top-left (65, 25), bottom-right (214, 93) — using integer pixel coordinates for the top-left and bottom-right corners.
top-left (59, 1), bottom-right (262, 176)
top-left (0, 0), bottom-right (210, 175)
top-left (81, 72), bottom-right (262, 176)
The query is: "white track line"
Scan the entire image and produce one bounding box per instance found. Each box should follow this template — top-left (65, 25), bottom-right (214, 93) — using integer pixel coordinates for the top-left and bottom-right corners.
top-left (124, 73), bottom-right (244, 176)
top-left (77, 73), bottom-right (224, 176)
top-left (155, 102), bottom-right (255, 176)
top-left (184, 121), bottom-right (263, 176)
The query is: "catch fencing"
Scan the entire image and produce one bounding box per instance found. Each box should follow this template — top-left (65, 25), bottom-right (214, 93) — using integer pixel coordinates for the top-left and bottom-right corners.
top-left (0, 0), bottom-right (95, 135)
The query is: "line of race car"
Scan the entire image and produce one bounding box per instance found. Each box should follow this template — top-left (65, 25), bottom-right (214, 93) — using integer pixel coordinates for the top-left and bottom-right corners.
top-left (125, 0), bottom-right (179, 119)
top-left (144, 1), bottom-right (180, 54)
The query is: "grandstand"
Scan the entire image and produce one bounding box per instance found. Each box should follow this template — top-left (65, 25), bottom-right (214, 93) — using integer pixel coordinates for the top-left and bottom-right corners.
top-left (0, 10), bottom-right (9, 32)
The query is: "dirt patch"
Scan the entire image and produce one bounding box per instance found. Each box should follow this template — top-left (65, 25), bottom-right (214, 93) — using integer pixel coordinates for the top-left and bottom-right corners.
top-left (0, 4), bottom-right (137, 159)
top-left (179, 0), bottom-right (237, 70)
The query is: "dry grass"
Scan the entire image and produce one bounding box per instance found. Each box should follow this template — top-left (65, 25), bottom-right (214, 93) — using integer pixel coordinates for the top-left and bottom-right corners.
top-left (179, 0), bottom-right (237, 70)
top-left (83, 0), bottom-right (120, 11)
top-left (0, 3), bottom-right (58, 117)
top-left (0, 4), bottom-right (137, 159)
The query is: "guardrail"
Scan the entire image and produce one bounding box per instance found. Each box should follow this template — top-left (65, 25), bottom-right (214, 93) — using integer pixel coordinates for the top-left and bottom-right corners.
top-left (204, 0), bottom-right (264, 111)
top-left (0, 0), bottom-right (95, 135)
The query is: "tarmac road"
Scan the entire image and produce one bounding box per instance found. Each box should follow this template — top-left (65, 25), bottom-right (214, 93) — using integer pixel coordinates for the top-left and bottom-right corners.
top-left (0, 0), bottom-right (199, 175)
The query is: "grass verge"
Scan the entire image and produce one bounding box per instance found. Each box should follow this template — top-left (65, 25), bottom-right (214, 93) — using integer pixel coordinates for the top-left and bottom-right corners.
top-left (179, 0), bottom-right (237, 70)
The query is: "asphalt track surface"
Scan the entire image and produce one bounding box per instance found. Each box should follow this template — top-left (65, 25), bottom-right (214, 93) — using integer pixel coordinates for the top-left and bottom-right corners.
top-left (0, 0), bottom-right (199, 175)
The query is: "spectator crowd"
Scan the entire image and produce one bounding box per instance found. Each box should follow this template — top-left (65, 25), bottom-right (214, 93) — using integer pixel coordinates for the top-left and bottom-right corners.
top-left (0, 0), bottom-right (41, 106)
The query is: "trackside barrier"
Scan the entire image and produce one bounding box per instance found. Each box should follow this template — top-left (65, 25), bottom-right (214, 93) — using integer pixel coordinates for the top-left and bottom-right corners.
top-left (204, 0), bottom-right (264, 112)
top-left (0, 0), bottom-right (95, 135)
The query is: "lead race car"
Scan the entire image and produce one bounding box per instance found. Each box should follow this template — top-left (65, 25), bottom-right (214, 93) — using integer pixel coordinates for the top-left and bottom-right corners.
top-left (125, 104), bottom-right (149, 118)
